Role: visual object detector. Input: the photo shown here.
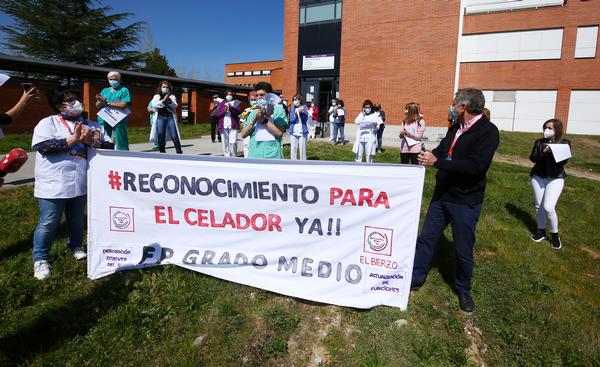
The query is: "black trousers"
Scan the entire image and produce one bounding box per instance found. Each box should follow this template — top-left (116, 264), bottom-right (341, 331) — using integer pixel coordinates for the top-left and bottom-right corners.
top-left (411, 198), bottom-right (482, 295)
top-left (401, 153), bottom-right (419, 165)
top-left (210, 115), bottom-right (221, 142)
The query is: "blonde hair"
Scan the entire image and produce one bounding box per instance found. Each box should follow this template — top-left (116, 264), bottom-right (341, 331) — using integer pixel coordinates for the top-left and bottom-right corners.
top-left (404, 102), bottom-right (421, 123)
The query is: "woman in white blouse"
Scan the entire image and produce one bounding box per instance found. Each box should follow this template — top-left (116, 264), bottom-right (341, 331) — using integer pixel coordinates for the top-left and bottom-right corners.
top-left (353, 99), bottom-right (383, 163)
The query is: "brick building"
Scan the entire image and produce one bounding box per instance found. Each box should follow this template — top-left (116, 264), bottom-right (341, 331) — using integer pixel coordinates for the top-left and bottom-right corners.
top-left (225, 60), bottom-right (284, 91)
top-left (279, 0), bottom-right (600, 135)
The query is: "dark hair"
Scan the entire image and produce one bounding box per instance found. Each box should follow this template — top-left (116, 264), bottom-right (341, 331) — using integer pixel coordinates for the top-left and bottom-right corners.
top-left (373, 103), bottom-right (381, 111)
top-left (155, 80), bottom-right (173, 95)
top-left (362, 99), bottom-right (373, 108)
top-left (543, 118), bottom-right (565, 143)
top-left (455, 88), bottom-right (485, 115)
top-left (254, 82), bottom-right (273, 94)
top-left (293, 94), bottom-right (303, 104)
top-left (47, 87), bottom-right (81, 113)
top-left (337, 99), bottom-right (344, 108)
top-left (225, 89), bottom-right (233, 96)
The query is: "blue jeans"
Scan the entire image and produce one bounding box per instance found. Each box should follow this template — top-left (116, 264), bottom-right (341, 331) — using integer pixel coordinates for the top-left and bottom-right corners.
top-left (332, 123), bottom-right (345, 143)
top-left (157, 115), bottom-right (182, 153)
top-left (411, 198), bottom-right (482, 295)
top-left (32, 195), bottom-right (87, 261)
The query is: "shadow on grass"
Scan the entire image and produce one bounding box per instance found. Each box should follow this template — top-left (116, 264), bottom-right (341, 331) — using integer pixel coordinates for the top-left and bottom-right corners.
top-left (430, 235), bottom-right (458, 292)
top-left (505, 202), bottom-right (536, 233)
top-left (0, 271), bottom-right (140, 365)
top-left (0, 222), bottom-right (69, 261)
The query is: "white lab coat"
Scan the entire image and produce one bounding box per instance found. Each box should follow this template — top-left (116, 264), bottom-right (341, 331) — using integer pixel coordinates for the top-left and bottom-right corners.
top-left (149, 94), bottom-right (181, 144)
top-left (352, 112), bottom-right (382, 162)
top-left (32, 115), bottom-right (111, 199)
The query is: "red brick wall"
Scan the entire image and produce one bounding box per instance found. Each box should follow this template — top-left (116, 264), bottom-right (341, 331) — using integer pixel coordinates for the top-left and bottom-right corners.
top-left (225, 60), bottom-right (284, 90)
top-left (337, 1), bottom-right (460, 126)
top-left (283, 0), bottom-right (300, 100)
top-left (460, 1), bottom-right (600, 129)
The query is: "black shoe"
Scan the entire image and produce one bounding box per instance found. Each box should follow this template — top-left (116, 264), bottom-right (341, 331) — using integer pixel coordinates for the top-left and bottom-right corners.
top-left (550, 233), bottom-right (562, 249)
top-left (410, 281), bottom-right (424, 291)
top-left (458, 292), bottom-right (475, 313)
top-left (530, 229), bottom-right (546, 242)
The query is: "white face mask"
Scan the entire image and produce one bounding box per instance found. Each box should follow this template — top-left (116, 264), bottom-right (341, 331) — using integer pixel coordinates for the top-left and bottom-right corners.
top-left (543, 128), bottom-right (555, 139)
top-left (65, 100), bottom-right (83, 117)
top-left (161, 87), bottom-right (169, 94)
top-left (293, 100), bottom-right (299, 107)
top-left (226, 95), bottom-right (233, 102)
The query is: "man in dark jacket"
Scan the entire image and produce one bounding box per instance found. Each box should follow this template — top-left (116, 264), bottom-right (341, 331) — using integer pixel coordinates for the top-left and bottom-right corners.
top-left (412, 88), bottom-right (499, 313)
top-left (209, 94), bottom-right (221, 143)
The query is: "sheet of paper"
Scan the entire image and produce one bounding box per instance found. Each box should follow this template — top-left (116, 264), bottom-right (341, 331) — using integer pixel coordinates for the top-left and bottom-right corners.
top-left (97, 106), bottom-right (131, 127)
top-left (255, 120), bottom-right (276, 142)
top-left (0, 74), bottom-right (10, 86)
top-left (547, 144), bottom-right (572, 163)
top-left (405, 136), bottom-right (420, 146)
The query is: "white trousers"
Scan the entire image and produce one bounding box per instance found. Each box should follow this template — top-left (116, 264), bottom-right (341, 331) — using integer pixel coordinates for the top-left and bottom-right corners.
top-left (221, 128), bottom-right (238, 157)
top-left (242, 136), bottom-right (250, 158)
top-left (290, 134), bottom-right (307, 160)
top-left (308, 120), bottom-right (316, 139)
top-left (530, 175), bottom-right (564, 233)
top-left (353, 132), bottom-right (376, 163)
top-left (328, 122), bottom-right (335, 141)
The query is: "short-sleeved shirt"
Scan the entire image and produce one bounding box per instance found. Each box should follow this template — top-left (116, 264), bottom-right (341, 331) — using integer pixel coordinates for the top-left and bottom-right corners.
top-left (32, 115), bottom-right (111, 199)
top-left (248, 105), bottom-right (289, 159)
top-left (97, 86), bottom-right (131, 126)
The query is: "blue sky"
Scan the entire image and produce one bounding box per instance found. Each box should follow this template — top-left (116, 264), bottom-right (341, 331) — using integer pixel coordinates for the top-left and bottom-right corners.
top-left (0, 0), bottom-right (284, 82)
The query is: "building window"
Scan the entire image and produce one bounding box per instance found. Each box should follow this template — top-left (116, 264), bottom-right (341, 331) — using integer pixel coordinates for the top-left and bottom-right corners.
top-left (464, 0), bottom-right (564, 15)
top-left (235, 71), bottom-right (243, 76)
top-left (244, 71), bottom-right (252, 76)
top-left (300, 1), bottom-right (342, 25)
top-left (252, 70), bottom-right (261, 76)
top-left (568, 90), bottom-right (600, 134)
top-left (461, 28), bottom-right (563, 62)
top-left (227, 72), bottom-right (234, 77)
top-left (575, 26), bottom-right (598, 58)
top-left (262, 70), bottom-right (271, 75)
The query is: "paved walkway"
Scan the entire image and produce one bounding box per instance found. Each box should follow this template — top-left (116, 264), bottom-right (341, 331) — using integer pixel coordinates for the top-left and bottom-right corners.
top-left (1, 135), bottom-right (421, 190)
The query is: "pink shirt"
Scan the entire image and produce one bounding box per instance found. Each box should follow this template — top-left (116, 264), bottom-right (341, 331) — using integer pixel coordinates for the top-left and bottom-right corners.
top-left (400, 118), bottom-right (426, 153)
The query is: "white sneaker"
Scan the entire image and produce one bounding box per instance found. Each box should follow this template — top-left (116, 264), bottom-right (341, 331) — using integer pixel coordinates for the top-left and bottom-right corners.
top-left (34, 260), bottom-right (51, 280)
top-left (72, 247), bottom-right (87, 260)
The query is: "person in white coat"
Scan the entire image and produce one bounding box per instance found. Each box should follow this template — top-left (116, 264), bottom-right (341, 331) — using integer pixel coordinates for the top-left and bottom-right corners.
top-left (353, 99), bottom-right (382, 163)
top-left (31, 87), bottom-right (113, 280)
top-left (288, 94), bottom-right (309, 160)
top-left (150, 81), bottom-right (182, 154)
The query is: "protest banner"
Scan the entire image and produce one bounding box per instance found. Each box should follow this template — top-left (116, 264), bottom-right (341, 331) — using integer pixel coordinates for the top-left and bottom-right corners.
top-left (87, 150), bottom-right (425, 310)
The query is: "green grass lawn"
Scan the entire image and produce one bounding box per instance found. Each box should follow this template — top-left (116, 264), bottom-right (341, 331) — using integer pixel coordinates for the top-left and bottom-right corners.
top-left (0, 123), bottom-right (212, 154)
top-left (1, 141), bottom-right (599, 366)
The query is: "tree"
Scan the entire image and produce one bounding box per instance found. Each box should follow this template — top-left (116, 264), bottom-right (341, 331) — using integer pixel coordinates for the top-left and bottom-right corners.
top-left (0, 0), bottom-right (144, 70)
top-left (142, 48), bottom-right (177, 77)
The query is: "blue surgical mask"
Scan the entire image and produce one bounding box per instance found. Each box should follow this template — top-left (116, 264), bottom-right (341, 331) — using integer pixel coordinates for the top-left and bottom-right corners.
top-left (293, 100), bottom-right (299, 107)
top-left (226, 95), bottom-right (233, 102)
top-left (257, 98), bottom-right (267, 106)
top-left (161, 87), bottom-right (169, 94)
top-left (449, 105), bottom-right (458, 124)
top-left (364, 107), bottom-right (372, 114)
top-left (250, 100), bottom-right (257, 106)
top-left (109, 80), bottom-right (119, 88)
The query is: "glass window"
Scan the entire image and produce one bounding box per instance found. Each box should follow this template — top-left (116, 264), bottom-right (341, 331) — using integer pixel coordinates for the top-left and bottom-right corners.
top-left (299, 7), bottom-right (305, 24)
top-left (227, 72), bottom-right (234, 76)
top-left (575, 26), bottom-right (598, 58)
top-left (244, 71), bottom-right (252, 76)
top-left (335, 2), bottom-right (342, 19)
top-left (252, 70), bottom-right (261, 76)
top-left (305, 3), bottom-right (335, 23)
top-left (262, 70), bottom-right (271, 75)
top-left (235, 71), bottom-right (243, 76)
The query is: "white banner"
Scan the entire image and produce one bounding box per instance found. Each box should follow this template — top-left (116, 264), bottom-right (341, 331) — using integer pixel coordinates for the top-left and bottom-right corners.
top-left (87, 150), bottom-right (425, 310)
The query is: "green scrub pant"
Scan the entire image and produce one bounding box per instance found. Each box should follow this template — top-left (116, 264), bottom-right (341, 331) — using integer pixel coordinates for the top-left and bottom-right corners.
top-left (102, 120), bottom-right (129, 151)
